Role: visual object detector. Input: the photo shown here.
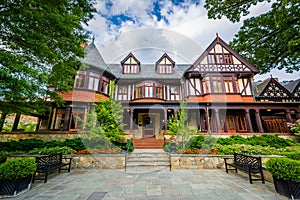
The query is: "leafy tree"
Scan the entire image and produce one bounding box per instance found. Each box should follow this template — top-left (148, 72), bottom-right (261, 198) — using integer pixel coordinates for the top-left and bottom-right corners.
top-left (205, 0), bottom-right (299, 74)
top-left (0, 0), bottom-right (96, 115)
top-left (94, 81), bottom-right (126, 143)
top-left (167, 100), bottom-right (196, 150)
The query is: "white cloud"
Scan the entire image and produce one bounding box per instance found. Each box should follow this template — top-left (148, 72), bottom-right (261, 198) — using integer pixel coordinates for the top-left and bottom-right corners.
top-left (86, 0), bottom-right (298, 81)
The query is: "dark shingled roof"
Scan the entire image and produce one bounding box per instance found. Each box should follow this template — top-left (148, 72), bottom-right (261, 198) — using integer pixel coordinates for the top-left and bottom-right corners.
top-left (283, 79), bottom-right (300, 93)
top-left (82, 43), bottom-right (108, 72)
top-left (253, 79), bottom-right (271, 96)
top-left (107, 64), bottom-right (190, 81)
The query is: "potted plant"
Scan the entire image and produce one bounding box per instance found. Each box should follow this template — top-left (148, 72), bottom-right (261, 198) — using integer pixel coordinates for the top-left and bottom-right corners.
top-left (266, 158), bottom-right (300, 199)
top-left (0, 158), bottom-right (37, 197)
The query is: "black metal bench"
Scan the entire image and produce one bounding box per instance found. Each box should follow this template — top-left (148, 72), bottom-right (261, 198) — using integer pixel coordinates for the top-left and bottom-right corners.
top-left (32, 153), bottom-right (72, 183)
top-left (224, 153), bottom-right (265, 184)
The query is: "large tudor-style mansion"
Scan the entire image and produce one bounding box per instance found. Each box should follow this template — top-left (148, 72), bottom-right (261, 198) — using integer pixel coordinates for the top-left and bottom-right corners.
top-left (31, 35), bottom-right (300, 141)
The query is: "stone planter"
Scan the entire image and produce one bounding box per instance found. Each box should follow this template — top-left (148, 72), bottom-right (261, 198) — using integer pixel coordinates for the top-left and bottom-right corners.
top-left (273, 176), bottom-right (300, 199)
top-left (0, 175), bottom-right (33, 198)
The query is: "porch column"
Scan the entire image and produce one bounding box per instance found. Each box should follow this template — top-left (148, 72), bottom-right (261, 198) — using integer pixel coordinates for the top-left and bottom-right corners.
top-left (286, 111), bottom-right (293, 122)
top-left (164, 108), bottom-right (167, 131)
top-left (245, 110), bottom-right (253, 133)
top-left (0, 112), bottom-right (7, 132)
top-left (12, 113), bottom-right (21, 131)
top-left (63, 107), bottom-right (71, 131)
top-left (205, 105), bottom-right (211, 134)
top-left (214, 109), bottom-right (221, 133)
top-left (296, 111), bottom-right (300, 119)
top-left (174, 109), bottom-right (178, 119)
top-left (255, 110), bottom-right (264, 133)
top-left (130, 108), bottom-right (133, 131)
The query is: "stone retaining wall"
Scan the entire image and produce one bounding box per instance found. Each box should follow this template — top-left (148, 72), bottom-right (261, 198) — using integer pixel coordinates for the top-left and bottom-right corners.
top-left (71, 154), bottom-right (125, 169)
top-left (8, 154), bottom-right (126, 170)
top-left (170, 154), bottom-right (282, 182)
top-left (0, 132), bottom-right (79, 142)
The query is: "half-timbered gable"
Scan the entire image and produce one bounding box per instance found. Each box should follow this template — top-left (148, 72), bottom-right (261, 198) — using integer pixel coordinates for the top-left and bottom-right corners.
top-left (155, 53), bottom-right (175, 74)
top-left (121, 52), bottom-right (140, 74)
top-left (254, 78), bottom-right (291, 102)
top-left (187, 35), bottom-right (259, 74)
top-left (184, 35), bottom-right (258, 101)
top-left (284, 79), bottom-right (300, 101)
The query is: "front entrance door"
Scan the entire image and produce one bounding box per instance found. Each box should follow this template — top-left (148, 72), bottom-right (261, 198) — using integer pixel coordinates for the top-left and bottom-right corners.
top-left (142, 115), bottom-right (155, 138)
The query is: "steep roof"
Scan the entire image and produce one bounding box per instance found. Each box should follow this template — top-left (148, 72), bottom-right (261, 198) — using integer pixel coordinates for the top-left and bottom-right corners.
top-left (82, 43), bottom-right (108, 72)
top-left (253, 79), bottom-right (271, 96)
top-left (253, 77), bottom-right (291, 100)
top-left (283, 79), bottom-right (300, 93)
top-left (108, 64), bottom-right (190, 81)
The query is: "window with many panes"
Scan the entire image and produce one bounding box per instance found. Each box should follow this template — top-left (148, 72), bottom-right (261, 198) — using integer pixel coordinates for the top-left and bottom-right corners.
top-left (135, 82), bottom-right (163, 99)
top-left (118, 85), bottom-right (128, 100)
top-left (170, 86), bottom-right (179, 100)
top-left (223, 76), bottom-right (235, 93)
top-left (100, 76), bottom-right (109, 95)
top-left (208, 53), bottom-right (233, 64)
top-left (211, 77), bottom-right (223, 93)
top-left (88, 72), bottom-right (100, 91)
top-left (69, 108), bottom-right (85, 130)
top-left (124, 64), bottom-right (139, 73)
top-left (54, 109), bottom-right (65, 130)
top-left (74, 71), bottom-right (86, 88)
top-left (157, 64), bottom-right (173, 74)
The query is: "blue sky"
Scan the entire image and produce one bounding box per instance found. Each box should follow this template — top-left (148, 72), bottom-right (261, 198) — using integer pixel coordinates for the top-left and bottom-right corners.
top-left (86, 0), bottom-right (299, 81)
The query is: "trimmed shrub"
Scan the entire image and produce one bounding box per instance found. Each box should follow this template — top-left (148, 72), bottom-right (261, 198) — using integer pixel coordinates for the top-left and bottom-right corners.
top-left (0, 158), bottom-right (36, 180)
top-left (266, 158), bottom-right (300, 181)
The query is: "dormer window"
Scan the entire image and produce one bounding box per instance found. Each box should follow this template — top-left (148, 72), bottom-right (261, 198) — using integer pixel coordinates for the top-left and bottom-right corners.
top-left (121, 52), bottom-right (140, 74)
top-left (156, 53), bottom-right (175, 74)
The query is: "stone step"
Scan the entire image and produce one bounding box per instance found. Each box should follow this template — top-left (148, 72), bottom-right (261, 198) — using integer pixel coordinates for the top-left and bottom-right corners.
top-left (133, 139), bottom-right (164, 149)
top-left (126, 157), bottom-right (169, 162)
top-left (126, 161), bottom-right (170, 167)
top-left (125, 151), bottom-right (170, 168)
top-left (127, 153), bottom-right (169, 158)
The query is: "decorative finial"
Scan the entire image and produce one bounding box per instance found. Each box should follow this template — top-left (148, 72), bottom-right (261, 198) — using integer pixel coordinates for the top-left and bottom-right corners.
top-left (216, 33), bottom-right (220, 43)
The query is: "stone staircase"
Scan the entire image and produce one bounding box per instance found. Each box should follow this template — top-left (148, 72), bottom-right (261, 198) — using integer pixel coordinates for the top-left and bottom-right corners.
top-left (132, 138), bottom-right (164, 149)
top-left (125, 150), bottom-right (170, 170)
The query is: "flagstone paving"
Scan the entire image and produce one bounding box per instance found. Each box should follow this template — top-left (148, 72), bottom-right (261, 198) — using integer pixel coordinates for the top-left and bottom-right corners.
top-left (14, 168), bottom-right (289, 200)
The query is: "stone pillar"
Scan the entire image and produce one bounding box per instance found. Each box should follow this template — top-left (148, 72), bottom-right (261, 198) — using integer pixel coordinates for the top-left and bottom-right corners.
top-left (255, 110), bottom-right (264, 133)
top-left (245, 110), bottom-right (253, 133)
top-left (0, 112), bottom-right (7, 132)
top-left (12, 113), bottom-right (21, 131)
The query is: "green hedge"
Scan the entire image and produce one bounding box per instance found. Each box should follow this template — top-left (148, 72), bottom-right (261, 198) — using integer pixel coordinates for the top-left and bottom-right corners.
top-left (266, 158), bottom-right (300, 181)
top-left (27, 147), bottom-right (73, 155)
